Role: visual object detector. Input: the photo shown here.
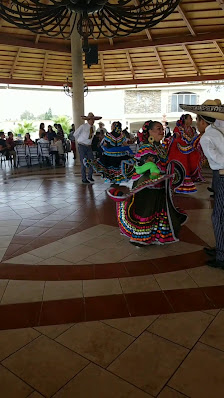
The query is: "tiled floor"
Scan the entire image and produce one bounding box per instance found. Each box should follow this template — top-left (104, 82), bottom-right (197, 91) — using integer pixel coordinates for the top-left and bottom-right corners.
top-left (0, 163), bottom-right (223, 397)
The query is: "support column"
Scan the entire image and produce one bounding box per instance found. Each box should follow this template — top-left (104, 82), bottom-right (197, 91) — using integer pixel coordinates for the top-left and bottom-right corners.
top-left (70, 17), bottom-right (85, 163)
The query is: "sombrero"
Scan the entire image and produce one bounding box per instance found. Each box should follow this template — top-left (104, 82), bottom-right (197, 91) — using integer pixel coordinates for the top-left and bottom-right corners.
top-left (81, 112), bottom-right (102, 121)
top-left (180, 99), bottom-right (224, 121)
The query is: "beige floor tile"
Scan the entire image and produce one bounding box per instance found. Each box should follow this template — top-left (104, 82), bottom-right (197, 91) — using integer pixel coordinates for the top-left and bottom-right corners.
top-left (166, 242), bottom-right (202, 254)
top-left (103, 315), bottom-right (159, 337)
top-left (169, 342), bottom-right (224, 398)
top-left (120, 275), bottom-right (160, 294)
top-left (56, 244), bottom-right (100, 263)
top-left (38, 257), bottom-right (75, 265)
top-left (0, 328), bottom-right (40, 361)
top-left (43, 281), bottom-right (83, 301)
top-left (4, 253), bottom-right (42, 264)
top-left (29, 242), bottom-right (68, 260)
top-left (200, 311), bottom-right (224, 351)
top-left (84, 224), bottom-right (117, 236)
top-left (155, 270), bottom-right (197, 290)
top-left (56, 321), bottom-right (134, 368)
top-left (0, 220), bottom-right (21, 227)
top-left (28, 392), bottom-right (45, 398)
top-left (0, 225), bottom-right (18, 236)
top-left (187, 266), bottom-right (224, 287)
top-left (85, 246), bottom-right (136, 264)
top-left (0, 247), bottom-right (7, 261)
top-left (1, 280), bottom-right (45, 305)
top-left (83, 235), bottom-right (123, 250)
top-left (0, 364), bottom-right (33, 397)
top-left (83, 278), bottom-right (122, 297)
top-left (108, 332), bottom-right (188, 396)
top-left (53, 363), bottom-right (151, 398)
top-left (0, 279), bottom-right (8, 300)
top-left (202, 309), bottom-right (220, 316)
top-left (34, 324), bottom-right (74, 339)
top-left (157, 386), bottom-right (188, 397)
top-left (59, 231), bottom-right (94, 247)
top-left (75, 260), bottom-right (93, 265)
top-left (148, 311), bottom-right (213, 349)
top-left (0, 235), bottom-right (14, 248)
top-left (3, 335), bottom-right (88, 398)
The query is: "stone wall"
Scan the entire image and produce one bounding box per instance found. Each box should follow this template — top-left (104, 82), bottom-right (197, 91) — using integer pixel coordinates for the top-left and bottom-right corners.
top-left (124, 90), bottom-right (161, 114)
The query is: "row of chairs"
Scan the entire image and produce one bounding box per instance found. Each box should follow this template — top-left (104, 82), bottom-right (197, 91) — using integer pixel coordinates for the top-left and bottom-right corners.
top-left (15, 143), bottom-right (61, 167)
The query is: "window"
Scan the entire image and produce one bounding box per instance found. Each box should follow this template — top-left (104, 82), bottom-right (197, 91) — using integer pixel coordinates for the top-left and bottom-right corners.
top-left (171, 92), bottom-right (197, 112)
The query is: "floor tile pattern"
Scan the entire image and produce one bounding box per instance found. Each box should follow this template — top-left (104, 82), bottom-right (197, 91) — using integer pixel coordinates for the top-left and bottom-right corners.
top-left (0, 164), bottom-right (222, 397)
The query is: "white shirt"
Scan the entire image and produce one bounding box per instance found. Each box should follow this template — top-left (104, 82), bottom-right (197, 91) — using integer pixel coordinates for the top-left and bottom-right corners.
top-left (74, 123), bottom-right (95, 146)
top-left (200, 123), bottom-right (224, 170)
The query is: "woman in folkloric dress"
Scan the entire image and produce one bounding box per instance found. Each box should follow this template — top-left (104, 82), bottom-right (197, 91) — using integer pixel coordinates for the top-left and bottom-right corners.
top-left (165, 114), bottom-right (204, 194)
top-left (85, 121), bottom-right (134, 185)
top-left (108, 120), bottom-right (187, 246)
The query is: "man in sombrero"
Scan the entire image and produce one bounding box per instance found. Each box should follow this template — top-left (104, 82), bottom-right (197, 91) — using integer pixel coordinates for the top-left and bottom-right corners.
top-left (74, 112), bottom-right (102, 184)
top-left (180, 99), bottom-right (224, 269)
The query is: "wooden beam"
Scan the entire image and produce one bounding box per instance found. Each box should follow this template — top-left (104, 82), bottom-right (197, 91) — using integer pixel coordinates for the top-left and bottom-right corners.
top-left (125, 50), bottom-right (136, 79)
top-left (35, 35), bottom-right (40, 44)
top-left (182, 44), bottom-right (201, 75)
top-left (1, 30), bottom-right (224, 54)
top-left (177, 4), bottom-right (196, 36)
top-left (214, 41), bottom-right (224, 58)
top-left (99, 52), bottom-right (105, 81)
top-left (1, 74), bottom-right (224, 88)
top-left (216, 0), bottom-right (224, 10)
top-left (153, 48), bottom-right (166, 77)
top-left (10, 48), bottom-right (21, 78)
top-left (42, 51), bottom-right (49, 80)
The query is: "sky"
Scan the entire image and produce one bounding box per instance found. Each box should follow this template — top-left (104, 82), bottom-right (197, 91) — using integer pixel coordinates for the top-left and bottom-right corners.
top-left (0, 86), bottom-right (124, 121)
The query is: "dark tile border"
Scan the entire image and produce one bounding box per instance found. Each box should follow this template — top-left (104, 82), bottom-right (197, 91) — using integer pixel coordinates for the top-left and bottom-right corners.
top-left (0, 250), bottom-right (206, 281)
top-left (0, 286), bottom-right (219, 331)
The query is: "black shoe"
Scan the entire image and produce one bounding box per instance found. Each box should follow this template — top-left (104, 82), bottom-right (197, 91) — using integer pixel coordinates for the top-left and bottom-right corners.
top-left (82, 179), bottom-right (90, 184)
top-left (206, 258), bottom-right (224, 269)
top-left (88, 178), bottom-right (95, 183)
top-left (204, 247), bottom-right (216, 257)
top-left (207, 187), bottom-right (214, 193)
top-left (210, 194), bottom-right (215, 199)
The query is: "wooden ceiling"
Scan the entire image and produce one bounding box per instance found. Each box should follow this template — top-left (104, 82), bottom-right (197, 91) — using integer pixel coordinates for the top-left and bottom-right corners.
top-left (0, 0), bottom-right (224, 87)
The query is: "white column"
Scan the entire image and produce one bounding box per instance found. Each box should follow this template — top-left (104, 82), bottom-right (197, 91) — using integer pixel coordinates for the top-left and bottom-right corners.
top-left (70, 16), bottom-right (85, 163)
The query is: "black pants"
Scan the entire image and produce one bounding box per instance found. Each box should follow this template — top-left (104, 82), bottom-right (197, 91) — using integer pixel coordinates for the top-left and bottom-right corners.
top-left (212, 173), bottom-right (224, 261)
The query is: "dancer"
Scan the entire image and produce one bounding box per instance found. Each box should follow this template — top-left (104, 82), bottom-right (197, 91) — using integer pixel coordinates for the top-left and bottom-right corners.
top-left (85, 121), bottom-right (134, 185)
top-left (165, 114), bottom-right (203, 194)
top-left (108, 120), bottom-right (187, 246)
top-left (180, 99), bottom-right (224, 269)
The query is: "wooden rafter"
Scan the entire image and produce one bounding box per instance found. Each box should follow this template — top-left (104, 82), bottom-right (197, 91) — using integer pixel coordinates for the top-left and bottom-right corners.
top-left (182, 44), bottom-right (200, 75)
top-left (1, 30), bottom-right (224, 54)
top-left (154, 47), bottom-right (166, 77)
top-left (177, 4), bottom-right (196, 36)
top-left (1, 74), bottom-right (224, 87)
top-left (42, 51), bottom-right (49, 80)
top-left (216, 0), bottom-right (224, 10)
top-left (10, 48), bottom-right (21, 78)
top-left (214, 41), bottom-right (224, 58)
top-left (35, 35), bottom-right (40, 44)
top-left (99, 52), bottom-right (105, 81)
top-left (125, 50), bottom-right (136, 79)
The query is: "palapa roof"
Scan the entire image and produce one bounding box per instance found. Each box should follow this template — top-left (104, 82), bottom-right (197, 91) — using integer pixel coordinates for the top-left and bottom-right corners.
top-left (0, 0), bottom-right (224, 87)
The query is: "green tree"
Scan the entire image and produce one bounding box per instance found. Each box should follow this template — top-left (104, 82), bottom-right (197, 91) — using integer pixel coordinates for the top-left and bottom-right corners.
top-left (20, 110), bottom-right (35, 120)
top-left (44, 107), bottom-right (53, 120)
top-left (53, 115), bottom-right (71, 136)
top-left (14, 121), bottom-right (36, 137)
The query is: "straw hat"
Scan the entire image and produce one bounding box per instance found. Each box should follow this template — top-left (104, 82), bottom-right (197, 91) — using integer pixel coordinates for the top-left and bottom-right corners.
top-left (81, 112), bottom-right (102, 121)
top-left (180, 99), bottom-right (224, 121)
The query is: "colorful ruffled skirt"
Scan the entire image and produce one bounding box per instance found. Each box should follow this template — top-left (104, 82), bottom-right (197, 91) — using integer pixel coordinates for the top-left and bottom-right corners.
top-left (85, 146), bottom-right (134, 184)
